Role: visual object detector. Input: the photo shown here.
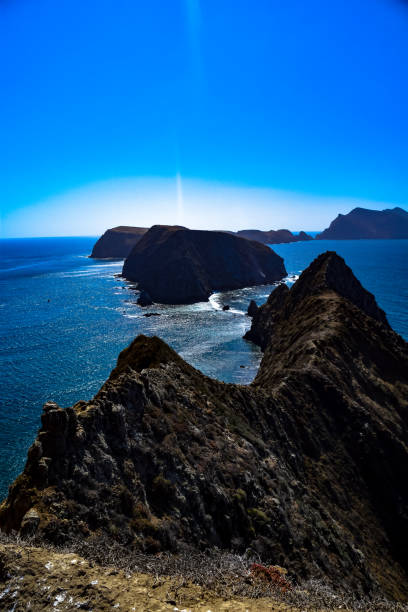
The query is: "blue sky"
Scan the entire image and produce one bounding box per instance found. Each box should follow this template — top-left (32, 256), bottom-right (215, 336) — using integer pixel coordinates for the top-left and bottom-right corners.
top-left (1, 0), bottom-right (407, 237)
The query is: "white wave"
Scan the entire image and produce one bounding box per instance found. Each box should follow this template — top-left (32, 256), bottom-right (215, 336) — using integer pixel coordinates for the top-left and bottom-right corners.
top-left (283, 273), bottom-right (300, 284)
top-left (208, 293), bottom-right (223, 311)
top-left (228, 308), bottom-right (246, 315)
top-left (89, 262), bottom-right (123, 268)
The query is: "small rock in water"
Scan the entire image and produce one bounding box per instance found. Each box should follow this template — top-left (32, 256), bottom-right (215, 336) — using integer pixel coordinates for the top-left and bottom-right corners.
top-left (143, 313), bottom-right (161, 317)
top-left (222, 305), bottom-right (230, 311)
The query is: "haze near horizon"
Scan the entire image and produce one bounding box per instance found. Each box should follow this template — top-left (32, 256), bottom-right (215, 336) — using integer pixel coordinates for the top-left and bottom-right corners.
top-left (1, 0), bottom-right (407, 238)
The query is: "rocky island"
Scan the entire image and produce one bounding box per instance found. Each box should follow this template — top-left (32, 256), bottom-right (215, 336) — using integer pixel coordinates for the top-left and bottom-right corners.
top-left (317, 206), bottom-right (408, 240)
top-left (122, 225), bottom-right (287, 304)
top-left (236, 228), bottom-right (313, 244)
top-left (90, 226), bottom-right (148, 258)
top-left (1, 252), bottom-right (407, 601)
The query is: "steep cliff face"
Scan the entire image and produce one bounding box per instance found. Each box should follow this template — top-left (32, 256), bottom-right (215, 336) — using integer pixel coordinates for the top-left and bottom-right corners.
top-left (90, 226), bottom-right (148, 258)
top-left (1, 253), bottom-right (408, 599)
top-left (122, 225), bottom-right (287, 304)
top-left (236, 229), bottom-right (313, 244)
top-left (317, 206), bottom-right (408, 240)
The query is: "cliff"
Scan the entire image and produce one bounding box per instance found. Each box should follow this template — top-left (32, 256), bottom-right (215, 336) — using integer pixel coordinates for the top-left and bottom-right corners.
top-left (90, 226), bottom-right (148, 258)
top-left (317, 206), bottom-right (408, 240)
top-left (122, 225), bottom-right (287, 304)
top-left (236, 229), bottom-right (313, 244)
top-left (1, 252), bottom-right (407, 600)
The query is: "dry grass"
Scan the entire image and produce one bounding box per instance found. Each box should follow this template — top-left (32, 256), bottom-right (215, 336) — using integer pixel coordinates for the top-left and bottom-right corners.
top-left (1, 531), bottom-right (407, 611)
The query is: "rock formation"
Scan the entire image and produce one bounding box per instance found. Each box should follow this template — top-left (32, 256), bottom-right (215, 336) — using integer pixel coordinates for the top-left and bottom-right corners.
top-left (236, 229), bottom-right (313, 244)
top-left (90, 226), bottom-right (148, 258)
top-left (317, 206), bottom-right (408, 240)
top-left (1, 252), bottom-right (408, 599)
top-left (122, 225), bottom-right (287, 304)
top-left (247, 300), bottom-right (259, 317)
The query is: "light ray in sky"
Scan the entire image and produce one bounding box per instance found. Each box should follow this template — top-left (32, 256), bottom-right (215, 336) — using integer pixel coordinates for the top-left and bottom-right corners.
top-left (176, 173), bottom-right (184, 224)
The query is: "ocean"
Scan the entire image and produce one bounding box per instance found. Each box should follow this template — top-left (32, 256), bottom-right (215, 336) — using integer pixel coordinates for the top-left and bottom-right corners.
top-left (0, 236), bottom-right (407, 499)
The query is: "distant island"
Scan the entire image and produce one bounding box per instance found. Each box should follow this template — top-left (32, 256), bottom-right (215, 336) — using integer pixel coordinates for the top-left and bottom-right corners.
top-left (90, 225), bottom-right (313, 259)
top-left (122, 225), bottom-right (286, 304)
top-left (235, 228), bottom-right (313, 244)
top-left (317, 206), bottom-right (408, 240)
top-left (90, 226), bottom-right (148, 258)
top-left (89, 206), bottom-right (408, 261)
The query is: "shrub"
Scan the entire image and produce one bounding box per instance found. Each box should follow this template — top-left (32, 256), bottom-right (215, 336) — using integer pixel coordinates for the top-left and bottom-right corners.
top-left (250, 563), bottom-right (291, 592)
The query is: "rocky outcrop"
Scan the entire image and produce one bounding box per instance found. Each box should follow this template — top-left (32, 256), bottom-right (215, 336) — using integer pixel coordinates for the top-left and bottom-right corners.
top-left (317, 206), bottom-right (408, 240)
top-left (90, 226), bottom-right (148, 258)
top-left (247, 300), bottom-right (259, 317)
top-left (245, 251), bottom-right (390, 348)
top-left (236, 229), bottom-right (313, 244)
top-left (1, 252), bottom-right (408, 599)
top-left (122, 225), bottom-right (287, 304)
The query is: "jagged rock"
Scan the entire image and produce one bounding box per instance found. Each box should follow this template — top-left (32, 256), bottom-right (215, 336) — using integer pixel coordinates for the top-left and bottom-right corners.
top-left (222, 305), bottom-right (230, 311)
top-left (137, 290), bottom-right (153, 307)
top-left (247, 300), bottom-right (259, 317)
top-left (122, 225), bottom-right (286, 305)
top-left (20, 508), bottom-right (40, 536)
top-left (317, 206), bottom-right (408, 240)
top-left (90, 226), bottom-right (148, 258)
top-left (1, 252), bottom-right (408, 599)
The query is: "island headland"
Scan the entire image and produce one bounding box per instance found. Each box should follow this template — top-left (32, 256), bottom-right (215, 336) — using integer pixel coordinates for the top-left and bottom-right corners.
top-left (122, 225), bottom-right (287, 304)
top-left (1, 252), bottom-right (407, 600)
top-left (317, 206), bottom-right (408, 240)
top-left (90, 226), bottom-right (148, 258)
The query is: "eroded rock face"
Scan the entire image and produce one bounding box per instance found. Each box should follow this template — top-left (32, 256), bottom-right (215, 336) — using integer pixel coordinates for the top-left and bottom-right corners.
top-left (1, 252), bottom-right (408, 599)
top-left (90, 227), bottom-right (148, 258)
top-left (316, 206), bottom-right (408, 240)
top-left (122, 225), bottom-right (287, 304)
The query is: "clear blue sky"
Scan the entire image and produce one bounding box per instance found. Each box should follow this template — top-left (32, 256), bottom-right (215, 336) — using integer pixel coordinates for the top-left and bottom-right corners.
top-left (1, 0), bottom-right (407, 237)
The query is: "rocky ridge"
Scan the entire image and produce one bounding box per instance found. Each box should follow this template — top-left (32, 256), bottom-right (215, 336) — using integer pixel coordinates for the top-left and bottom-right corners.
top-left (1, 252), bottom-right (407, 600)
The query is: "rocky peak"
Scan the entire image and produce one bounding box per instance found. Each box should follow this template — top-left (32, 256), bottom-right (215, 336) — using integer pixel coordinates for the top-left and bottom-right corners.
top-left (288, 251), bottom-right (389, 326)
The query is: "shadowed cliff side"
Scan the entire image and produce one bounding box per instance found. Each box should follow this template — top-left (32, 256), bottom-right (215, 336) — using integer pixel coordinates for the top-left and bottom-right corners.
top-left (122, 225), bottom-right (287, 304)
top-left (1, 252), bottom-right (407, 600)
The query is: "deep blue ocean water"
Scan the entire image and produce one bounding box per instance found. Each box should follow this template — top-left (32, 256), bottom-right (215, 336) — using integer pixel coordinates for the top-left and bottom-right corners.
top-left (0, 236), bottom-right (407, 499)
